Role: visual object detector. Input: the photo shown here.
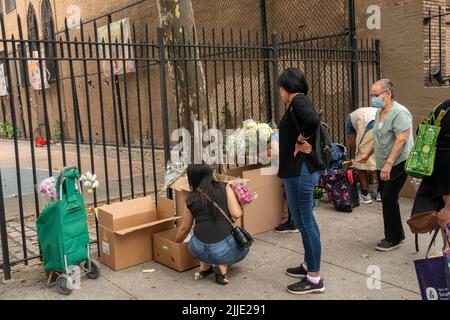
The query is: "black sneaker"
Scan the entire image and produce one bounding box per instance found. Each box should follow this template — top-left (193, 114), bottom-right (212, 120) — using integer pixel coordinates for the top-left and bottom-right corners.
top-left (375, 239), bottom-right (403, 252)
top-left (286, 264), bottom-right (308, 278)
top-left (287, 278), bottom-right (325, 295)
top-left (274, 221), bottom-right (298, 234)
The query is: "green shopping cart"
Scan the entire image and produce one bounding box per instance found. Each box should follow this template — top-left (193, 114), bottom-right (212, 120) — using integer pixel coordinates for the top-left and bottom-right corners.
top-left (36, 166), bottom-right (101, 295)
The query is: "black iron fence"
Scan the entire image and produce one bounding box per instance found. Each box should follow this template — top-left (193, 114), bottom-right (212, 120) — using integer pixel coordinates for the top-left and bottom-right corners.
top-left (424, 5), bottom-right (450, 86)
top-left (0, 13), bottom-right (380, 280)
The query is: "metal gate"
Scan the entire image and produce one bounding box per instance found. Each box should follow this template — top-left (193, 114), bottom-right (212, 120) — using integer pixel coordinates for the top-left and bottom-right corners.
top-left (0, 5), bottom-right (380, 280)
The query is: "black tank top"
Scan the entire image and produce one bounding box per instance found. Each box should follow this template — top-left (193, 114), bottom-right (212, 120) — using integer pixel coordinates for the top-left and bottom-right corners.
top-left (186, 182), bottom-right (233, 244)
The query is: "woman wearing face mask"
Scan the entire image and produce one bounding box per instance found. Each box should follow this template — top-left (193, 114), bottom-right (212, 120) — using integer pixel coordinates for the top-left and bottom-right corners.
top-left (358, 79), bottom-right (414, 252)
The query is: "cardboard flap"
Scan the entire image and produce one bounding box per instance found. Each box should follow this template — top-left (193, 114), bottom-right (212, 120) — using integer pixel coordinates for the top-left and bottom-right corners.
top-left (97, 196), bottom-right (156, 231)
top-left (157, 197), bottom-right (175, 219)
top-left (170, 175), bottom-right (191, 192)
top-left (215, 174), bottom-right (251, 184)
top-left (114, 216), bottom-right (180, 236)
top-left (225, 164), bottom-right (261, 178)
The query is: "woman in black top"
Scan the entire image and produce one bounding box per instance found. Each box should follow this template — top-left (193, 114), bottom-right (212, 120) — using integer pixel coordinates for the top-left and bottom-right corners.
top-left (174, 164), bottom-right (249, 285)
top-left (276, 68), bottom-right (325, 295)
top-left (412, 100), bottom-right (450, 236)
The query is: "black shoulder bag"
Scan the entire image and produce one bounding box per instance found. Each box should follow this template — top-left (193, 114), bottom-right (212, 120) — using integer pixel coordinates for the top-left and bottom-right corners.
top-left (197, 188), bottom-right (254, 248)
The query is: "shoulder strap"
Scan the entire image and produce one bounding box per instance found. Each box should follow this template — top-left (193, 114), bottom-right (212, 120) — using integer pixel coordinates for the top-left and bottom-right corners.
top-left (289, 105), bottom-right (302, 133)
top-left (197, 188), bottom-right (235, 228)
top-left (426, 226), bottom-right (442, 258)
top-left (415, 234), bottom-right (419, 252)
top-left (425, 102), bottom-right (449, 125)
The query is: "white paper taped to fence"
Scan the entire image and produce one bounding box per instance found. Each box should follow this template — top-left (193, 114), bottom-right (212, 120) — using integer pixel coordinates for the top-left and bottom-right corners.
top-left (96, 17), bottom-right (136, 77)
top-left (27, 49), bottom-right (51, 91)
top-left (0, 64), bottom-right (8, 96)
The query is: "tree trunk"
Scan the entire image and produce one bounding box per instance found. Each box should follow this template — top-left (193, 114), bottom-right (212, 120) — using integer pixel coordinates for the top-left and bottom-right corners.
top-left (157, 0), bottom-right (212, 135)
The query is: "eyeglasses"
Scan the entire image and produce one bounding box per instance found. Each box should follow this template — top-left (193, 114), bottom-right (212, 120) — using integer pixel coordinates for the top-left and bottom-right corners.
top-left (370, 90), bottom-right (387, 98)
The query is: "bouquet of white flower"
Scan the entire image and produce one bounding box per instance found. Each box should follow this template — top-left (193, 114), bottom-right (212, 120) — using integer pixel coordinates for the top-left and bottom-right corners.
top-left (80, 172), bottom-right (99, 194)
top-left (164, 161), bottom-right (188, 189)
top-left (226, 119), bottom-right (273, 157)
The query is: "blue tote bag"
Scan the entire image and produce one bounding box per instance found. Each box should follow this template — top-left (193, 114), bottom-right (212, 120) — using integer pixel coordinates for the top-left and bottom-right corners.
top-left (414, 226), bottom-right (450, 300)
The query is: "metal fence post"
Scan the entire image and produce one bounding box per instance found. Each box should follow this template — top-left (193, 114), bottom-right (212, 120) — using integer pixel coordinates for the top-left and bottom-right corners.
top-left (348, 0), bottom-right (359, 111)
top-left (271, 32), bottom-right (280, 125)
top-left (375, 39), bottom-right (381, 80)
top-left (0, 168), bottom-right (11, 281)
top-left (157, 26), bottom-right (173, 199)
top-left (260, 0), bottom-right (272, 123)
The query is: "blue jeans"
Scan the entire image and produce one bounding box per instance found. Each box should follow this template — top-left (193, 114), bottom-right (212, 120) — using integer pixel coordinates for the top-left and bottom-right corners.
top-left (284, 163), bottom-right (322, 272)
top-left (188, 234), bottom-right (249, 266)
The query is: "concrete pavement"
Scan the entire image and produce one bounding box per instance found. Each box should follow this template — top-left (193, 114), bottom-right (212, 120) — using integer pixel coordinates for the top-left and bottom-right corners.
top-left (0, 197), bottom-right (427, 300)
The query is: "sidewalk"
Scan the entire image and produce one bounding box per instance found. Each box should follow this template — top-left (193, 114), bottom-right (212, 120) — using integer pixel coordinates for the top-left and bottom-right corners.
top-left (0, 198), bottom-right (425, 300)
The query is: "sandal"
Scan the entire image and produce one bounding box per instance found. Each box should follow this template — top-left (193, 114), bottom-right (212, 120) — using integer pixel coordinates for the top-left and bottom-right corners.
top-left (194, 266), bottom-right (214, 280)
top-left (214, 266), bottom-right (229, 285)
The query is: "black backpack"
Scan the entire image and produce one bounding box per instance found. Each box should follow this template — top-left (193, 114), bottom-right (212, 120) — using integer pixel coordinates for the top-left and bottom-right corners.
top-left (289, 107), bottom-right (333, 170)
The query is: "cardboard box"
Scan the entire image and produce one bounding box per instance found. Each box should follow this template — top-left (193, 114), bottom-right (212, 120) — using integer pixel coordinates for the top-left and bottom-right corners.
top-left (153, 228), bottom-right (199, 272)
top-left (170, 174), bottom-right (191, 226)
top-left (97, 196), bottom-right (180, 271)
top-left (216, 164), bottom-right (284, 236)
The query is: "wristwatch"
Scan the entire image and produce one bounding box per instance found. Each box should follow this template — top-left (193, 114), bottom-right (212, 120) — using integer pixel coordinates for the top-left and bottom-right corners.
top-left (296, 140), bottom-right (306, 145)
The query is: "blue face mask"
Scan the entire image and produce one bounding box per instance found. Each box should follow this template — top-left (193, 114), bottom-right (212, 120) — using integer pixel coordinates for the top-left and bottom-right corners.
top-left (372, 96), bottom-right (385, 109)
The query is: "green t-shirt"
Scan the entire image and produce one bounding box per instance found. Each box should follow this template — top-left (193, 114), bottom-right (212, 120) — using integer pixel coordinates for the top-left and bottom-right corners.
top-left (373, 101), bottom-right (414, 170)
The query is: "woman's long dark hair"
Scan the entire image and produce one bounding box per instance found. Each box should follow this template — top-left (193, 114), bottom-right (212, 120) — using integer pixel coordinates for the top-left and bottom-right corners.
top-left (187, 163), bottom-right (224, 216)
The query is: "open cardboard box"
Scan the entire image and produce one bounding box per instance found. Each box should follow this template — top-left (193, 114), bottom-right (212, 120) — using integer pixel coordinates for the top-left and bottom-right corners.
top-left (216, 164), bottom-right (284, 235)
top-left (97, 196), bottom-right (180, 271)
top-left (170, 174), bottom-right (191, 226)
top-left (153, 228), bottom-right (199, 272)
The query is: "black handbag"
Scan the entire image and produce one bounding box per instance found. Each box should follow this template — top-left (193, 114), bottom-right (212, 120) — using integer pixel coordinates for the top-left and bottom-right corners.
top-left (197, 188), bottom-right (254, 248)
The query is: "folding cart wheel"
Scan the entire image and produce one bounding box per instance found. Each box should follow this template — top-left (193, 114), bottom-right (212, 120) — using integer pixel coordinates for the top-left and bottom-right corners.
top-left (56, 274), bottom-right (74, 295)
top-left (84, 260), bottom-right (101, 280)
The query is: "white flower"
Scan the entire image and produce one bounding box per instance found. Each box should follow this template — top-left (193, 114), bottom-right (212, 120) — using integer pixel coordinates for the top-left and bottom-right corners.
top-left (84, 180), bottom-right (92, 188)
top-left (235, 135), bottom-right (246, 155)
top-left (226, 133), bottom-right (239, 154)
top-left (257, 123), bottom-right (273, 142)
top-left (243, 119), bottom-right (258, 131)
top-left (92, 181), bottom-right (99, 189)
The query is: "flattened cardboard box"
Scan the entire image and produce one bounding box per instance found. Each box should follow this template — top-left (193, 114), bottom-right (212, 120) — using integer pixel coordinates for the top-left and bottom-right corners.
top-left (217, 164), bottom-right (284, 235)
top-left (97, 196), bottom-right (180, 271)
top-left (170, 174), bottom-right (191, 226)
top-left (153, 228), bottom-right (199, 272)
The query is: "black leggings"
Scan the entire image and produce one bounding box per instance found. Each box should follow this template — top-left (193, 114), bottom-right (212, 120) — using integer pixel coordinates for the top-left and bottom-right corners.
top-left (377, 161), bottom-right (408, 244)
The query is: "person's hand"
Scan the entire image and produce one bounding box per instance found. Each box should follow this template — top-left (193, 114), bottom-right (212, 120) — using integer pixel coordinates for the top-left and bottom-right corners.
top-left (357, 154), bottom-right (370, 164)
top-left (438, 206), bottom-right (450, 230)
top-left (294, 141), bottom-right (312, 157)
top-left (380, 163), bottom-right (393, 181)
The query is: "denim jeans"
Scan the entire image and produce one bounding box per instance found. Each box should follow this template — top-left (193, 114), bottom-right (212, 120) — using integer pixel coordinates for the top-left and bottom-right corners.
top-left (284, 163), bottom-right (322, 272)
top-left (188, 234), bottom-right (249, 266)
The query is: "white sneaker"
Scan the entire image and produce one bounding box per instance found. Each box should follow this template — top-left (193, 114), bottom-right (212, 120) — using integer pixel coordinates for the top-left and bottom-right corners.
top-left (376, 193), bottom-right (382, 202)
top-left (359, 192), bottom-right (373, 204)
